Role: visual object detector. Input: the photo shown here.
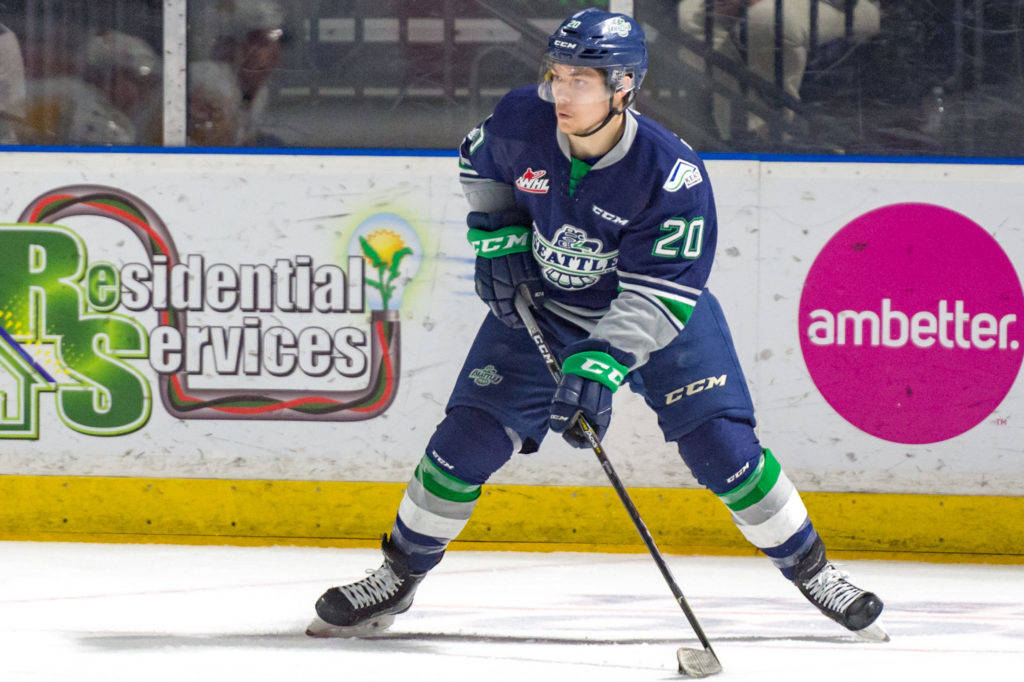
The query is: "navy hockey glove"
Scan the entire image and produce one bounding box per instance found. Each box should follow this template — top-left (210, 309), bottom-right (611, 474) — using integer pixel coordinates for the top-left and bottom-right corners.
top-left (550, 339), bottom-right (634, 448)
top-left (467, 209), bottom-right (545, 328)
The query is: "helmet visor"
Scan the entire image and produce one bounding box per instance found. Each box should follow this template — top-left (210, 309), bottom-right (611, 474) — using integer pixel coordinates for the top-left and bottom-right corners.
top-left (537, 57), bottom-right (614, 105)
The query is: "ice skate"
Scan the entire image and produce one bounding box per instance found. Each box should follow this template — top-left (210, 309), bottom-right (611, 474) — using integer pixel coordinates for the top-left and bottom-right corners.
top-left (306, 534), bottom-right (425, 638)
top-left (793, 538), bottom-right (888, 642)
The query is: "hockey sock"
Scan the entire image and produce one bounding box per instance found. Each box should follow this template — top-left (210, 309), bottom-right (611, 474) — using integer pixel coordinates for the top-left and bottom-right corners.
top-left (390, 453), bottom-right (482, 573)
top-left (717, 448), bottom-right (820, 579)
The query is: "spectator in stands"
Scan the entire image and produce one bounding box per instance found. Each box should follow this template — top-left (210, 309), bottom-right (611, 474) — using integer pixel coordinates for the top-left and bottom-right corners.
top-left (678, 0), bottom-right (880, 141)
top-left (23, 29), bottom-right (160, 145)
top-left (187, 60), bottom-right (243, 146)
top-left (0, 19), bottom-right (27, 143)
top-left (191, 0), bottom-right (287, 145)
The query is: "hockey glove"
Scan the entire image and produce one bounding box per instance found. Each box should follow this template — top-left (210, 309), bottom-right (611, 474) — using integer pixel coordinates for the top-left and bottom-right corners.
top-left (467, 209), bottom-right (545, 328)
top-left (549, 338), bottom-right (634, 448)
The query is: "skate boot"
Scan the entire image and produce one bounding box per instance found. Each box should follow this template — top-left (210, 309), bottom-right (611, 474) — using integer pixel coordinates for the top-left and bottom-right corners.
top-left (306, 534), bottom-right (426, 638)
top-left (793, 538), bottom-right (889, 642)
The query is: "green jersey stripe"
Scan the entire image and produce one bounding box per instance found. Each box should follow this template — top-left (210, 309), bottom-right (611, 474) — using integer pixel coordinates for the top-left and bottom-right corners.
top-left (656, 294), bottom-right (695, 325)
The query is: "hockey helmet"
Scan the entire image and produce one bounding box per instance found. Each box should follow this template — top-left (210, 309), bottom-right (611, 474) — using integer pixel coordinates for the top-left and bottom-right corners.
top-left (539, 8), bottom-right (647, 105)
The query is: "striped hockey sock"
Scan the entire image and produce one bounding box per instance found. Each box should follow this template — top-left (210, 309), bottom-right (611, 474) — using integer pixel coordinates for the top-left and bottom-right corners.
top-left (716, 448), bottom-right (820, 579)
top-left (390, 453), bottom-right (481, 573)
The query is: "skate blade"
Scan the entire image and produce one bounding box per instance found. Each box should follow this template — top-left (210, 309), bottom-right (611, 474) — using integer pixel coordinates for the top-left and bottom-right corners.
top-left (676, 647), bottom-right (723, 677)
top-left (853, 620), bottom-right (890, 643)
top-left (305, 613), bottom-right (396, 638)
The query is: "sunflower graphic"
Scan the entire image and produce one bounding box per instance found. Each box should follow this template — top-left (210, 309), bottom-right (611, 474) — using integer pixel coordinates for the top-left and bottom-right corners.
top-left (360, 229), bottom-right (413, 310)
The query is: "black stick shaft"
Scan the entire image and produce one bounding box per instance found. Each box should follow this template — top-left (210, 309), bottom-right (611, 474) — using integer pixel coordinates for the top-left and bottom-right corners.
top-left (513, 290), bottom-right (717, 656)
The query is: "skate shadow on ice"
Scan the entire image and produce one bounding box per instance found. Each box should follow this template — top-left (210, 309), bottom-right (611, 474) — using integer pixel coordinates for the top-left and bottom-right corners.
top-left (76, 622), bottom-right (862, 651)
top-left (75, 627), bottom-right (442, 655)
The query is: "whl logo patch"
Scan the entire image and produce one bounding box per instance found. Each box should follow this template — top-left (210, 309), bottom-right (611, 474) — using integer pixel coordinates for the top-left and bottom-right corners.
top-left (800, 203), bottom-right (1023, 444)
top-left (515, 168), bottom-right (550, 194)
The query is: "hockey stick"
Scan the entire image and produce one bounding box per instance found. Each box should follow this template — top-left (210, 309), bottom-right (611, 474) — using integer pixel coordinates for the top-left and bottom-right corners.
top-left (514, 288), bottom-right (722, 678)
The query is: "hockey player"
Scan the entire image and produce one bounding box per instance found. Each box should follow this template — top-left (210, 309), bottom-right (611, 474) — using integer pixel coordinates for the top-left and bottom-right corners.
top-left (308, 8), bottom-right (886, 642)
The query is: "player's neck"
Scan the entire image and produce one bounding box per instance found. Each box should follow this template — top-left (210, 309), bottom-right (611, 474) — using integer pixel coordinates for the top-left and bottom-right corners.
top-left (567, 112), bottom-right (626, 161)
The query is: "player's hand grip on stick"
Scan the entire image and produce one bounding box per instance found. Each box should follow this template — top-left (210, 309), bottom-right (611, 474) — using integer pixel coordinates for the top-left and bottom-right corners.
top-left (513, 286), bottom-right (723, 678)
top-left (549, 338), bottom-right (632, 447)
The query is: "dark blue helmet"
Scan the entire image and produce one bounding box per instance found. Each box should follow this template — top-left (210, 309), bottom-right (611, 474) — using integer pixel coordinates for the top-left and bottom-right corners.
top-left (544, 8), bottom-right (648, 96)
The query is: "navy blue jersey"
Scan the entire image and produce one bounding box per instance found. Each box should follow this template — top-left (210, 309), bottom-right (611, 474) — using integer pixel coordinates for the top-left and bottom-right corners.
top-left (459, 86), bottom-right (718, 367)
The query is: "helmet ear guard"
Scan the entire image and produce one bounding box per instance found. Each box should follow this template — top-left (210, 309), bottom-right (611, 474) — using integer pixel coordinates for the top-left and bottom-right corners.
top-left (605, 68), bottom-right (639, 108)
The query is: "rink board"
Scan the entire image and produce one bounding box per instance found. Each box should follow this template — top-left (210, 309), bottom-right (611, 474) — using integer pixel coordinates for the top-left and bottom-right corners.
top-left (0, 474), bottom-right (1021, 563)
top-left (0, 149), bottom-right (1021, 556)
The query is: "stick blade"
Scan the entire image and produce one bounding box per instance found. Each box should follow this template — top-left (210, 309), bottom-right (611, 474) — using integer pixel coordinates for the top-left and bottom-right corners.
top-left (676, 647), bottom-right (722, 678)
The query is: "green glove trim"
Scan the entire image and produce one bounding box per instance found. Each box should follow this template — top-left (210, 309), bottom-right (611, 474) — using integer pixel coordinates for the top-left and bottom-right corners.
top-left (561, 351), bottom-right (629, 392)
top-left (467, 225), bottom-right (531, 258)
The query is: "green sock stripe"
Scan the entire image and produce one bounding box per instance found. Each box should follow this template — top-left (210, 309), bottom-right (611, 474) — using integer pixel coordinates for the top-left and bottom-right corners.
top-left (467, 225), bottom-right (531, 258)
top-left (717, 454), bottom-right (765, 506)
top-left (657, 295), bottom-right (695, 325)
top-left (569, 158), bottom-right (591, 197)
top-left (561, 350), bottom-right (628, 392)
top-left (415, 456), bottom-right (481, 503)
top-left (719, 449), bottom-right (782, 512)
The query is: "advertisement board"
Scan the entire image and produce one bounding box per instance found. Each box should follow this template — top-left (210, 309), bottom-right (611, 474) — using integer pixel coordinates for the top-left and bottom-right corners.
top-left (0, 152), bottom-right (1020, 497)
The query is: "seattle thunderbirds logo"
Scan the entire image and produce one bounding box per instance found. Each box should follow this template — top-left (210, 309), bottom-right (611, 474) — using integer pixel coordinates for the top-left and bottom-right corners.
top-left (533, 224), bottom-right (618, 291)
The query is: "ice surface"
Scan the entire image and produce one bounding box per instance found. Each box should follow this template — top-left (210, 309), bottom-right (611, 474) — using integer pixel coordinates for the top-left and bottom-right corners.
top-left (1, 542), bottom-right (1021, 681)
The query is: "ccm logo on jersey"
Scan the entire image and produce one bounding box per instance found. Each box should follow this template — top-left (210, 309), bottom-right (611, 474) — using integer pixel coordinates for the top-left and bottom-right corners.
top-left (665, 374), bottom-right (726, 404)
top-left (592, 204), bottom-right (629, 225)
top-left (516, 168), bottom-right (550, 194)
top-left (664, 159), bottom-right (702, 192)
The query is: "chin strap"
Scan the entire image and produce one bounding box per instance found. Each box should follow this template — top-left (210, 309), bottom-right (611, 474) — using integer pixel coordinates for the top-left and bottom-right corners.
top-left (575, 98), bottom-right (621, 138)
top-left (575, 88), bottom-right (636, 138)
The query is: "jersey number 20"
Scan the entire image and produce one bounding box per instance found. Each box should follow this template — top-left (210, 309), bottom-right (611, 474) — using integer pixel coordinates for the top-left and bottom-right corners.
top-left (653, 217), bottom-right (704, 259)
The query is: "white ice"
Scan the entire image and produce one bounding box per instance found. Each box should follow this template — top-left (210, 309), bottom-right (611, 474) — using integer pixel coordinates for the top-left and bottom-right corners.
top-left (1, 541), bottom-right (1021, 681)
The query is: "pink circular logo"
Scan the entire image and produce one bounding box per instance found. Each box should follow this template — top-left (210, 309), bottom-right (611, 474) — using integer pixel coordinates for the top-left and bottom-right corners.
top-left (799, 203), bottom-right (1024, 444)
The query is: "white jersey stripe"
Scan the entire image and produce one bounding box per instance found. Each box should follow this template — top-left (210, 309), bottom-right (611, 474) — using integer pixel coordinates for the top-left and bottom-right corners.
top-left (618, 270), bottom-right (703, 297)
top-left (619, 280), bottom-right (698, 308)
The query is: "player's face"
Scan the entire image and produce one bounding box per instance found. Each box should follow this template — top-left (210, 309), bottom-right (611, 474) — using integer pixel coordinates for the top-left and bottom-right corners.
top-left (546, 64), bottom-right (614, 135)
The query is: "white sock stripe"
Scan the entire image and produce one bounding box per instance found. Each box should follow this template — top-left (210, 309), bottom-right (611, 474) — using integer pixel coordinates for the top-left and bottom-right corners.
top-left (397, 492), bottom-right (474, 540)
top-left (729, 472), bottom-right (797, 526)
top-left (732, 489), bottom-right (810, 549)
top-left (406, 475), bottom-right (476, 521)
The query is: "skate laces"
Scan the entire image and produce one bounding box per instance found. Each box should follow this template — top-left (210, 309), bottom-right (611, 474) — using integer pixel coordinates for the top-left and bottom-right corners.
top-left (802, 564), bottom-right (863, 614)
top-left (338, 565), bottom-right (403, 609)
